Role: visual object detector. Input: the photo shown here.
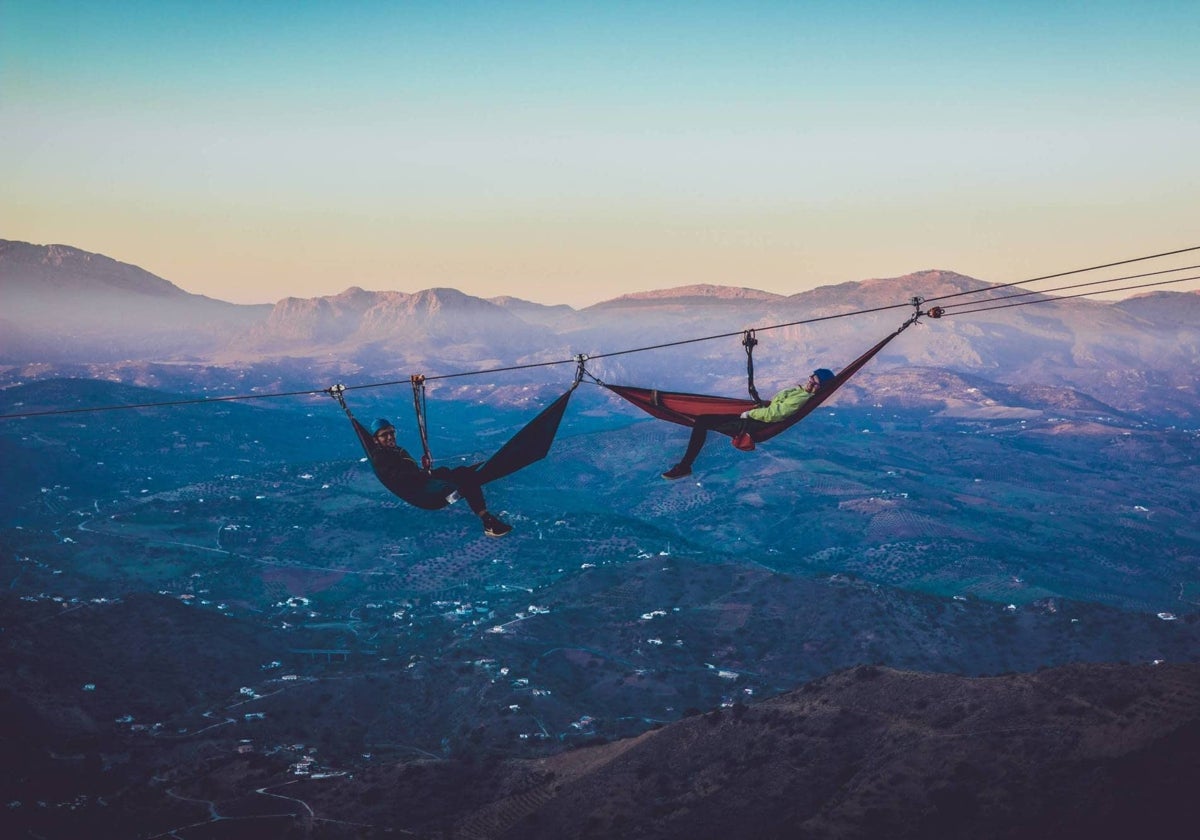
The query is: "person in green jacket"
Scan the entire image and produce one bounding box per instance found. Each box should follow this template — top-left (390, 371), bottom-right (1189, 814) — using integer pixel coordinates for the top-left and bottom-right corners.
top-left (662, 368), bottom-right (835, 480)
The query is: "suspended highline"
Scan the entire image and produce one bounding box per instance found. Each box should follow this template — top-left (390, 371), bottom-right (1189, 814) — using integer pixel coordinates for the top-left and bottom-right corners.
top-left (922, 245), bottom-right (1200, 304)
top-left (2, 244), bottom-right (1197, 421)
top-left (935, 272), bottom-right (1200, 317)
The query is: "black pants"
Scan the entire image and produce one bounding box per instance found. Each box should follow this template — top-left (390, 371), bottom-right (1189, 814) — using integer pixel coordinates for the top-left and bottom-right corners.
top-left (433, 466), bottom-right (488, 515)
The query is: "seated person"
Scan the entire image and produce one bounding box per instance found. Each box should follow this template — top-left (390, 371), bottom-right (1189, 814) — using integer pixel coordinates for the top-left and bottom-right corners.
top-left (362, 417), bottom-right (512, 538)
top-left (662, 368), bottom-right (835, 480)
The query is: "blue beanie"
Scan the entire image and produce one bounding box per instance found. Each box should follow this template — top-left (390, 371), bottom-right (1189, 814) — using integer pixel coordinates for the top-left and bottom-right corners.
top-left (812, 368), bottom-right (835, 385)
top-left (370, 418), bottom-right (395, 436)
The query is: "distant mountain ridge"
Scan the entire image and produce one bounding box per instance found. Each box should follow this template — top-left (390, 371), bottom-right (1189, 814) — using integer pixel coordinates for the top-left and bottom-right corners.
top-left (0, 239), bottom-right (192, 298)
top-left (0, 239), bottom-right (269, 362)
top-left (3, 239), bottom-right (1198, 421)
top-left (588, 282), bottom-right (787, 308)
top-left (242, 285), bottom-right (554, 360)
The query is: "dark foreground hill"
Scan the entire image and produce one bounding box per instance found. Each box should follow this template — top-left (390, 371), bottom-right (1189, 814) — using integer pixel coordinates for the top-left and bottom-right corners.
top-left (547, 664), bottom-right (1199, 839)
top-left (288, 662), bottom-right (1199, 840)
top-left (14, 661), bottom-right (1185, 839)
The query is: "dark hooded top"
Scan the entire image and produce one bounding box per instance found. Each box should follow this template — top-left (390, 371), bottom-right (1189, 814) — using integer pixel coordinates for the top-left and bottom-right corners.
top-left (349, 416), bottom-right (465, 510)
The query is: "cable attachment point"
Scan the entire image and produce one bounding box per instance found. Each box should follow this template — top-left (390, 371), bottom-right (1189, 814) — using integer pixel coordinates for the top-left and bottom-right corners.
top-left (928, 306), bottom-right (946, 319)
top-left (904, 295), bottom-right (932, 327)
top-left (326, 383), bottom-right (348, 409)
top-left (573, 354), bottom-right (589, 387)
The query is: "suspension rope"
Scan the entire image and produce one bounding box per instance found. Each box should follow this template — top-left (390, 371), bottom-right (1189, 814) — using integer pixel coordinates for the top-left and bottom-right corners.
top-left (2, 245), bottom-right (1196, 421)
top-left (933, 264), bottom-right (1200, 312)
top-left (410, 375), bottom-right (433, 472)
top-left (743, 330), bottom-right (764, 405)
top-left (924, 245), bottom-right (1200, 304)
top-left (941, 274), bottom-right (1199, 317)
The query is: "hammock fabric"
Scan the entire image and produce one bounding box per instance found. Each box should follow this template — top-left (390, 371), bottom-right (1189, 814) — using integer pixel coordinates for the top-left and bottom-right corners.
top-left (475, 387), bottom-right (575, 484)
top-left (335, 383), bottom-right (576, 510)
top-left (601, 319), bottom-right (913, 446)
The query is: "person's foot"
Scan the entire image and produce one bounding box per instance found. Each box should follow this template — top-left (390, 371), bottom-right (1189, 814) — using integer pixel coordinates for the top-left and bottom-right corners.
top-left (662, 463), bottom-right (692, 480)
top-left (481, 512), bottom-right (513, 538)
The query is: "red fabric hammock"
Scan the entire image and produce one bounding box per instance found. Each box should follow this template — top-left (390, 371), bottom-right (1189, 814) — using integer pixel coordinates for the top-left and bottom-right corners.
top-left (601, 319), bottom-right (914, 446)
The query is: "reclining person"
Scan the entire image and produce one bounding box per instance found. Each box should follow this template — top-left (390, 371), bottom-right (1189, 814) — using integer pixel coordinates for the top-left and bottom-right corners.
top-left (359, 417), bottom-right (512, 537)
top-left (662, 368), bottom-right (835, 480)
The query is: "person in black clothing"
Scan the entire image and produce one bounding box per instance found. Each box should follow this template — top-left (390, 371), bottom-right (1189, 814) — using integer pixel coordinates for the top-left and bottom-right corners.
top-left (360, 417), bottom-right (512, 538)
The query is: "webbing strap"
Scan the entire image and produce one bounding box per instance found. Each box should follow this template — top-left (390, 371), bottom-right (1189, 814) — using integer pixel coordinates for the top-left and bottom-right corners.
top-left (743, 330), bottom-right (765, 406)
top-left (411, 375), bottom-right (433, 473)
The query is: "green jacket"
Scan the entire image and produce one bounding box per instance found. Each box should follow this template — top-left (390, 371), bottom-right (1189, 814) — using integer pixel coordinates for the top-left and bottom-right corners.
top-left (746, 386), bottom-right (814, 423)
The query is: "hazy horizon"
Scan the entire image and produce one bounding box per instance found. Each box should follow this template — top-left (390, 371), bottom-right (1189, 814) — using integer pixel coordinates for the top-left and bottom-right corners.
top-left (4, 2), bottom-right (1198, 307)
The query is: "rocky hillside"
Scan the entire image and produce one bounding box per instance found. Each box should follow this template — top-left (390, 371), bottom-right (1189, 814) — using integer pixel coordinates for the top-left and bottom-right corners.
top-left (279, 662), bottom-right (1200, 839)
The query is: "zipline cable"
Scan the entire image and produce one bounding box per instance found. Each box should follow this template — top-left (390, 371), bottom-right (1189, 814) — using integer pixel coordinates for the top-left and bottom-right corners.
top-left (2, 246), bottom-right (1197, 421)
top-left (924, 245), bottom-right (1200, 304)
top-left (571, 300), bottom-right (915, 363)
top-left (941, 274), bottom-right (1199, 316)
top-left (936, 264), bottom-right (1200, 312)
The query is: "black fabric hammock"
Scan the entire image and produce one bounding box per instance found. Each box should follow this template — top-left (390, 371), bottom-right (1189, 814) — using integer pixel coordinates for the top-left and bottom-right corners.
top-left (597, 315), bottom-right (918, 447)
top-left (329, 376), bottom-right (578, 510)
top-left (475, 386), bottom-right (576, 484)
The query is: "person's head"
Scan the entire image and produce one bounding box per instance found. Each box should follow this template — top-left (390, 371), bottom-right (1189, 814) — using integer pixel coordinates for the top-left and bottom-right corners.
top-left (806, 368), bottom-right (835, 392)
top-left (370, 418), bottom-right (396, 445)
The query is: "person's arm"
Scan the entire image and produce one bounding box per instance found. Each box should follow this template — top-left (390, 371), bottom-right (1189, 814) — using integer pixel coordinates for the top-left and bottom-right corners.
top-left (745, 387), bottom-right (812, 422)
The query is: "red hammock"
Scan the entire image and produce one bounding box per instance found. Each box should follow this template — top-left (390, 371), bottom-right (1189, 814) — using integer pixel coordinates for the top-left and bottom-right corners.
top-left (601, 318), bottom-right (915, 446)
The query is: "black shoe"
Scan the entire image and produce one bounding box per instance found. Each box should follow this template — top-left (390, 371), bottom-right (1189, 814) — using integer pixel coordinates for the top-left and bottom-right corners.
top-left (662, 463), bottom-right (692, 480)
top-left (482, 513), bottom-right (512, 538)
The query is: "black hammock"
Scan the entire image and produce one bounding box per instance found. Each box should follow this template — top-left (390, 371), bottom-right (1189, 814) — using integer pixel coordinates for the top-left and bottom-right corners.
top-left (329, 374), bottom-right (579, 510)
top-left (596, 315), bottom-right (918, 447)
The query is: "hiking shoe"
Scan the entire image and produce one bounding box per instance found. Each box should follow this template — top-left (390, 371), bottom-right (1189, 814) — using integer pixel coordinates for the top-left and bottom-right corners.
top-left (662, 463), bottom-right (692, 480)
top-left (482, 513), bottom-right (512, 538)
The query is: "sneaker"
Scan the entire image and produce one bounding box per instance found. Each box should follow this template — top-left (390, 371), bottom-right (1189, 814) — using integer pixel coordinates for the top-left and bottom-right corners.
top-left (482, 512), bottom-right (512, 538)
top-left (662, 463), bottom-right (692, 480)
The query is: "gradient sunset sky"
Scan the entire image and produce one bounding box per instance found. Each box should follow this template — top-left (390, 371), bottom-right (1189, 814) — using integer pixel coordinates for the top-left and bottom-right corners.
top-left (3, 1), bottom-right (1197, 306)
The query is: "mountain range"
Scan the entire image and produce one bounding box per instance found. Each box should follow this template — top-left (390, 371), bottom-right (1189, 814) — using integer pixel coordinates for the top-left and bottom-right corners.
top-left (3, 238), bottom-right (1199, 422)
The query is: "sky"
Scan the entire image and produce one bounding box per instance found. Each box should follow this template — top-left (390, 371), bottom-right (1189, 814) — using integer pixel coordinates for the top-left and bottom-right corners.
top-left (3, 0), bottom-right (1198, 307)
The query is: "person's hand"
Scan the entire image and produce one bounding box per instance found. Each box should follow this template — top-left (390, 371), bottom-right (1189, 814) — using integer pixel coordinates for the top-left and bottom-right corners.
top-left (739, 411), bottom-right (750, 419)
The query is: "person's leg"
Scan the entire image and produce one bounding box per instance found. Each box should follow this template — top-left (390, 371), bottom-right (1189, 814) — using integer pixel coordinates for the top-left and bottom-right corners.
top-left (663, 415), bottom-right (725, 479)
top-left (436, 466), bottom-right (482, 512)
top-left (680, 423), bottom-right (711, 466)
top-left (443, 466), bottom-right (511, 537)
